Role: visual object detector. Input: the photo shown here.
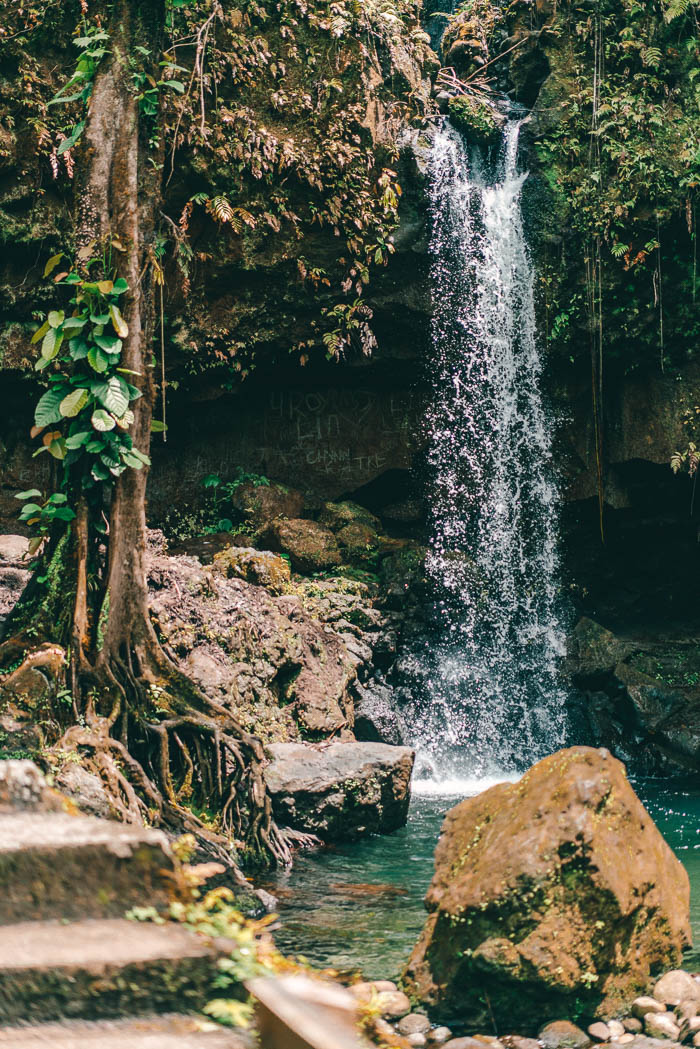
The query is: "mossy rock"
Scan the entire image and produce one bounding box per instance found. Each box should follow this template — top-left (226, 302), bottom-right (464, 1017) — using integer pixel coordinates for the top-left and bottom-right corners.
top-left (318, 501), bottom-right (382, 533)
top-left (448, 93), bottom-right (503, 146)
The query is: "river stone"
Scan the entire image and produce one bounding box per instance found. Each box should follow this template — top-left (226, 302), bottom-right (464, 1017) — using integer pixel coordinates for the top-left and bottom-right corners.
top-left (428, 1028), bottom-right (453, 1045)
top-left (624, 1021), bottom-right (643, 1034)
top-left (403, 747), bottom-right (691, 1032)
top-left (675, 1000), bottom-right (698, 1021)
top-left (634, 999), bottom-right (667, 1020)
top-left (654, 972), bottom-right (700, 1007)
top-left (506, 1040), bottom-right (540, 1049)
top-left (408, 1036), bottom-right (427, 1048)
top-left (588, 1022), bottom-right (611, 1042)
top-left (398, 1014), bottom-right (431, 1036)
top-left (540, 1022), bottom-right (591, 1049)
top-left (567, 617), bottom-right (634, 676)
top-left (263, 741), bottom-right (414, 841)
top-left (607, 1023), bottom-right (625, 1040)
top-left (644, 1015), bottom-right (681, 1041)
top-left (693, 1035), bottom-right (700, 1048)
top-left (376, 989), bottom-right (411, 1019)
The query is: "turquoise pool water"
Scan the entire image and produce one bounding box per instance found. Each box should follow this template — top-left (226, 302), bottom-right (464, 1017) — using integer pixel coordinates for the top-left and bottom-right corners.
top-left (268, 776), bottom-right (700, 980)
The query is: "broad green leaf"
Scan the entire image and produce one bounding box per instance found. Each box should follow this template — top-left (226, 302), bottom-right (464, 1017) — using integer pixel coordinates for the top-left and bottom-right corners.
top-left (116, 409), bottom-right (135, 430)
top-left (69, 338), bottom-right (90, 361)
top-left (47, 493), bottom-right (68, 505)
top-left (59, 388), bottom-right (89, 418)
top-left (52, 506), bottom-right (76, 521)
top-left (41, 328), bottom-right (58, 360)
top-left (109, 304), bottom-right (129, 338)
top-left (91, 461), bottom-right (110, 481)
top-left (57, 121), bottom-right (85, 154)
top-left (150, 419), bottom-right (167, 433)
top-left (87, 346), bottom-right (109, 373)
top-left (163, 80), bottom-right (185, 93)
top-left (14, 489), bottom-right (42, 500)
top-left (62, 315), bottom-right (87, 330)
top-left (111, 278), bottom-right (128, 295)
top-left (90, 312), bottom-right (110, 325)
top-left (123, 452), bottom-right (146, 469)
top-left (19, 503), bottom-right (42, 516)
top-left (65, 431), bottom-right (90, 450)
top-left (93, 334), bottom-right (121, 354)
top-left (31, 320), bottom-right (50, 345)
top-left (91, 409), bottom-right (116, 432)
top-left (93, 376), bottom-right (129, 416)
top-left (48, 310), bottom-right (64, 329)
top-left (35, 387), bottom-right (68, 427)
top-left (43, 253), bottom-right (64, 278)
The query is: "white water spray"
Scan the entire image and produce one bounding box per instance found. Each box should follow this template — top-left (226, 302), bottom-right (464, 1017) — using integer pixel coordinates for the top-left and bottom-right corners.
top-left (408, 116), bottom-right (568, 787)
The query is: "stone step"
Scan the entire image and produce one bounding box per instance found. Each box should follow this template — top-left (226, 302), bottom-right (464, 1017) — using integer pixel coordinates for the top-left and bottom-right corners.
top-left (0, 918), bottom-right (221, 1026)
top-left (0, 812), bottom-right (175, 923)
top-left (0, 1014), bottom-right (252, 1048)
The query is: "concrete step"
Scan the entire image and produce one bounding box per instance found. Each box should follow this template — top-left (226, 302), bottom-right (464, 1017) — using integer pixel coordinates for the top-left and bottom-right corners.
top-left (0, 812), bottom-right (175, 923)
top-left (0, 918), bottom-right (221, 1026)
top-left (0, 1014), bottom-right (252, 1048)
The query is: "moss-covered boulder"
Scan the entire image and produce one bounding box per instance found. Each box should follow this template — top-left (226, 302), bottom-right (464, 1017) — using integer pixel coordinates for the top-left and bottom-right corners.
top-left (448, 93), bottom-right (504, 146)
top-left (318, 501), bottom-right (382, 533)
top-left (403, 746), bottom-right (690, 1032)
top-left (212, 545), bottom-right (291, 593)
top-left (230, 482), bottom-right (305, 533)
top-left (265, 518), bottom-right (341, 574)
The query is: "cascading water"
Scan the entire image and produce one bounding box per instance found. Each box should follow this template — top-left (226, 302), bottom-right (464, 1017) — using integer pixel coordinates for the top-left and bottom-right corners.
top-left (408, 113), bottom-right (568, 786)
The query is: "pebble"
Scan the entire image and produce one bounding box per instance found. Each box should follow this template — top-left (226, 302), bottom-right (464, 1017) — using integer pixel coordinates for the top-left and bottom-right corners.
top-left (398, 1014), bottom-right (432, 1036)
top-left (507, 1039), bottom-right (540, 1049)
top-left (539, 1021), bottom-right (592, 1049)
top-left (376, 989), bottom-right (411, 1020)
top-left (644, 1011), bottom-right (680, 1040)
top-left (428, 1028), bottom-right (453, 1045)
top-left (614, 1035), bottom-right (634, 1045)
top-left (443, 1040), bottom-right (488, 1049)
top-left (607, 1022), bottom-right (625, 1040)
top-left (632, 997), bottom-right (667, 1019)
top-left (588, 1022), bottom-right (610, 1042)
top-left (623, 1019), bottom-right (643, 1034)
top-left (653, 971), bottom-right (700, 1007)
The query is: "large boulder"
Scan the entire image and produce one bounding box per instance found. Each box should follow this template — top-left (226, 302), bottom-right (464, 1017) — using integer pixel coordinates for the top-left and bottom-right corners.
top-left (403, 746), bottom-right (690, 1032)
top-left (212, 545), bottom-right (291, 593)
top-left (265, 518), bottom-right (341, 574)
top-left (263, 741), bottom-right (415, 841)
top-left (230, 481), bottom-right (305, 532)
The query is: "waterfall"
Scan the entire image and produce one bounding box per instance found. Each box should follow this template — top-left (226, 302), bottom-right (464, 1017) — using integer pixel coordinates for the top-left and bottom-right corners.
top-left (409, 115), bottom-right (568, 785)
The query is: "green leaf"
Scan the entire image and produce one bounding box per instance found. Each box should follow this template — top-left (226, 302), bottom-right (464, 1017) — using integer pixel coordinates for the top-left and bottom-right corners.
top-left (91, 409), bottom-right (116, 432)
top-left (47, 493), bottom-right (68, 505)
top-left (59, 388), bottom-right (89, 418)
top-left (35, 387), bottom-right (68, 428)
top-left (43, 254), bottom-right (64, 278)
top-left (163, 79), bottom-right (185, 93)
top-left (65, 431), bottom-right (90, 450)
top-left (93, 333), bottom-right (121, 354)
top-left (90, 312), bottom-right (111, 325)
top-left (52, 506), bottom-right (76, 522)
top-left (111, 278), bottom-right (128, 295)
top-left (150, 419), bottom-right (167, 433)
top-left (31, 320), bottom-right (50, 345)
top-left (46, 437), bottom-right (67, 460)
top-left (93, 376), bottom-right (129, 416)
top-left (62, 315), bottom-right (88, 330)
top-left (14, 489), bottom-right (42, 500)
top-left (69, 338), bottom-right (90, 361)
top-left (57, 121), bottom-right (85, 154)
top-left (41, 327), bottom-right (60, 361)
top-left (48, 310), bottom-right (64, 329)
top-left (87, 346), bottom-right (109, 373)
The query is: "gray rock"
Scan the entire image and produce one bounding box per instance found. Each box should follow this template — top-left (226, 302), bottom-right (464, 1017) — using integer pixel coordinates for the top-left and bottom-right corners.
top-left (0, 535), bottom-right (29, 563)
top-left (397, 1014), bottom-right (431, 1036)
top-left (567, 617), bottom-right (634, 676)
top-left (654, 972), bottom-right (700, 1007)
top-left (353, 681), bottom-right (407, 746)
top-left (263, 741), bottom-right (414, 841)
top-left (644, 1014), bottom-right (680, 1041)
top-left (539, 1022), bottom-right (592, 1049)
top-left (55, 764), bottom-right (114, 820)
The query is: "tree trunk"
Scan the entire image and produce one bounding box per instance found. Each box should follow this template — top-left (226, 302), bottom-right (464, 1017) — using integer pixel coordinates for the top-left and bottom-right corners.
top-left (1, 0), bottom-right (290, 871)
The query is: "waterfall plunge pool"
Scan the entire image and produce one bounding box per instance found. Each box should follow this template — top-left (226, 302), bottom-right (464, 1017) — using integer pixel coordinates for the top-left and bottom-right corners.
top-left (267, 776), bottom-right (700, 981)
